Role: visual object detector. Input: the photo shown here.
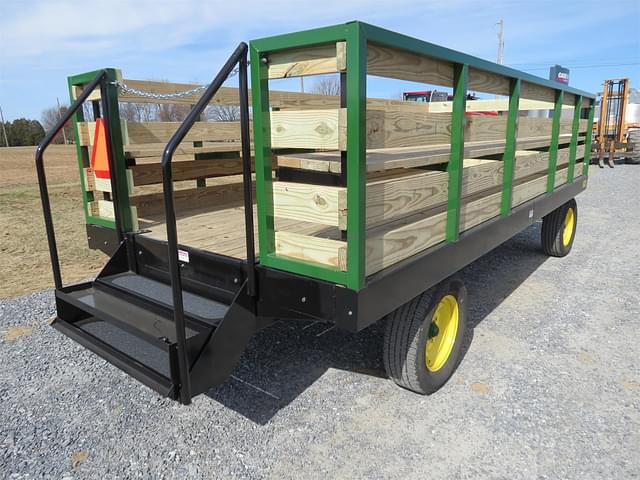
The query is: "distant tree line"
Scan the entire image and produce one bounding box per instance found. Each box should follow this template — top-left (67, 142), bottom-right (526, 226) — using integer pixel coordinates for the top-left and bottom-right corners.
top-left (0, 119), bottom-right (45, 147)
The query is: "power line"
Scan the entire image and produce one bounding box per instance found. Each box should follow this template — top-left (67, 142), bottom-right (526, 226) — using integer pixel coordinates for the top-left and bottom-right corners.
top-left (515, 62), bottom-right (640, 71)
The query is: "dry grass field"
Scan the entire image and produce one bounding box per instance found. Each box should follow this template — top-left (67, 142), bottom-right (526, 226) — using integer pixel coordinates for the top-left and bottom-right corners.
top-left (0, 145), bottom-right (106, 298)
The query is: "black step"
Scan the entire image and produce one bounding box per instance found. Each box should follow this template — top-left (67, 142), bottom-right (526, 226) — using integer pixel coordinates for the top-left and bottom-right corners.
top-left (59, 286), bottom-right (205, 349)
top-left (76, 317), bottom-right (172, 378)
top-left (52, 279), bottom-right (222, 399)
top-left (96, 272), bottom-right (230, 327)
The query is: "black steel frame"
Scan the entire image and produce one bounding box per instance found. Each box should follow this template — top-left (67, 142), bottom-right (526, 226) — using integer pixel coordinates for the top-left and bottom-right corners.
top-left (160, 42), bottom-right (256, 404)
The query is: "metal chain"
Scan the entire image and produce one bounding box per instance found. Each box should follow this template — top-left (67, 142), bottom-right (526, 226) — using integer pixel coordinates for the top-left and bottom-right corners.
top-left (111, 64), bottom-right (243, 100)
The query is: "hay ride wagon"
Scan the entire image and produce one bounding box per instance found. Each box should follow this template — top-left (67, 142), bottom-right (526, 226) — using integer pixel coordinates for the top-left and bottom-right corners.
top-left (36, 22), bottom-right (595, 404)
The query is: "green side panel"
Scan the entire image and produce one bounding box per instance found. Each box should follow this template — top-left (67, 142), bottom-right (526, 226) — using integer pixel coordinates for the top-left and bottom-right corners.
top-left (566, 95), bottom-right (583, 183)
top-left (582, 101), bottom-right (596, 177)
top-left (445, 64), bottom-right (468, 242)
top-left (345, 23), bottom-right (367, 290)
top-left (546, 90), bottom-right (564, 193)
top-left (500, 78), bottom-right (521, 216)
top-left (249, 43), bottom-right (275, 260)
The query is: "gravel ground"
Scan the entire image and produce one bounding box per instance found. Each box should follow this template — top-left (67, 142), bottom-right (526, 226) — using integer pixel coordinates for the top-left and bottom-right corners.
top-left (1, 165), bottom-right (639, 479)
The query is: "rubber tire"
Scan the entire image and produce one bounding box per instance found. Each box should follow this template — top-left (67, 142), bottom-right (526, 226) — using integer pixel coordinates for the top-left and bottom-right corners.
top-left (541, 198), bottom-right (577, 257)
top-left (383, 277), bottom-right (468, 395)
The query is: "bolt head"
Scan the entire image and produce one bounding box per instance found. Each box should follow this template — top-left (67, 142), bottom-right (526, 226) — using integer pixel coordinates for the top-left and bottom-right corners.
top-left (301, 297), bottom-right (306, 303)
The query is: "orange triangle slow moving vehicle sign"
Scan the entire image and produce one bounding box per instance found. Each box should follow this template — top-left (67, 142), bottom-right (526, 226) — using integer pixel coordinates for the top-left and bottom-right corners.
top-left (90, 118), bottom-right (110, 179)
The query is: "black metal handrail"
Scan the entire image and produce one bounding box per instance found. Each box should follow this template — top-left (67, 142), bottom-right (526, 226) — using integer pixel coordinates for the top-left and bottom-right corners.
top-left (36, 71), bottom-right (124, 290)
top-left (161, 42), bottom-right (256, 404)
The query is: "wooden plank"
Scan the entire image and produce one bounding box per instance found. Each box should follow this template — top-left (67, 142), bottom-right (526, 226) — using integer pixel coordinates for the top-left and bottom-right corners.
top-left (427, 98), bottom-right (568, 113)
top-left (363, 109), bottom-right (451, 149)
top-left (89, 199), bottom-right (114, 219)
top-left (273, 168), bottom-right (569, 275)
top-left (126, 121), bottom-right (245, 144)
top-left (125, 142), bottom-right (245, 159)
top-left (365, 187), bottom-right (502, 275)
top-left (132, 181), bottom-right (249, 217)
top-left (275, 231), bottom-right (347, 270)
top-left (77, 120), bottom-right (128, 146)
top-left (130, 158), bottom-right (252, 185)
top-left (270, 110), bottom-right (341, 149)
top-left (267, 42), bottom-right (345, 79)
top-left (269, 108), bottom-right (586, 151)
top-left (511, 174), bottom-right (547, 206)
top-left (276, 134), bottom-right (575, 173)
top-left (468, 67), bottom-right (510, 96)
top-left (273, 155), bottom-right (562, 230)
top-left (272, 181), bottom-right (344, 227)
top-left (367, 43), bottom-right (454, 87)
top-left (364, 209), bottom-right (447, 275)
top-left (357, 158), bottom-right (503, 229)
top-left (88, 200), bottom-right (139, 230)
top-left (521, 81), bottom-right (556, 102)
top-left (554, 167), bottom-right (569, 187)
top-left (84, 168), bottom-right (134, 193)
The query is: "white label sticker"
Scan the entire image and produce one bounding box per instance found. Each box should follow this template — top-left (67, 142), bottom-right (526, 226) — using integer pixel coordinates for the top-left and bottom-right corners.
top-left (528, 209), bottom-right (534, 219)
top-left (178, 250), bottom-right (190, 263)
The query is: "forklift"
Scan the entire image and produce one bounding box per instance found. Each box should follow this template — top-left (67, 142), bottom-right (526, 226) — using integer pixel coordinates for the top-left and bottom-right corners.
top-left (595, 78), bottom-right (638, 167)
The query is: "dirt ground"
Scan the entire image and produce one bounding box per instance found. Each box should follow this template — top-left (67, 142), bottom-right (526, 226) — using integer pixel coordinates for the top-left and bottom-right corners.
top-left (0, 146), bottom-right (106, 298)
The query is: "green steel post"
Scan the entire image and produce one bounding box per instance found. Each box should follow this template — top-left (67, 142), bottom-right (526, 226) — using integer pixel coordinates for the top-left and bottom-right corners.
top-left (67, 75), bottom-right (93, 223)
top-left (344, 22), bottom-right (367, 289)
top-left (446, 63), bottom-right (468, 242)
top-left (249, 44), bottom-right (275, 259)
top-left (566, 95), bottom-right (583, 183)
top-left (546, 89), bottom-right (564, 192)
top-left (500, 78), bottom-right (520, 216)
top-left (103, 68), bottom-right (134, 231)
top-left (582, 100), bottom-right (596, 177)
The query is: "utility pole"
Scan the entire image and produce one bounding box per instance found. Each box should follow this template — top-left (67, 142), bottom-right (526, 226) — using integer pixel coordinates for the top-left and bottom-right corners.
top-left (56, 97), bottom-right (68, 144)
top-left (496, 19), bottom-right (505, 65)
top-left (300, 76), bottom-right (304, 93)
top-left (0, 105), bottom-right (9, 148)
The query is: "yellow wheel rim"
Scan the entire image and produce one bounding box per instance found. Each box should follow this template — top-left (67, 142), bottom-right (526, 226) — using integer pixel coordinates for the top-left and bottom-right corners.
top-left (425, 295), bottom-right (459, 372)
top-left (562, 207), bottom-right (575, 247)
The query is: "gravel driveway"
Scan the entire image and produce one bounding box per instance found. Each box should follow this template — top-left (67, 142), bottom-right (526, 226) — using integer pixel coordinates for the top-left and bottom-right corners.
top-left (1, 165), bottom-right (639, 479)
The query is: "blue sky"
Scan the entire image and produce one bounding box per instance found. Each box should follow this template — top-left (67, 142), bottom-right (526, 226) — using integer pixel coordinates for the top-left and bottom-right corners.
top-left (1, 0), bottom-right (639, 122)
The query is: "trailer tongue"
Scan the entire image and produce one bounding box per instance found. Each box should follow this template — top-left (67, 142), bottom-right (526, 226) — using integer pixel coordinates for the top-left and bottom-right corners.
top-left (36, 22), bottom-right (595, 404)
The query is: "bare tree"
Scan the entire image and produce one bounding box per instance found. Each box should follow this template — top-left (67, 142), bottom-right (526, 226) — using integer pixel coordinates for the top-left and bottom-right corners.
top-left (206, 104), bottom-right (241, 122)
top-left (157, 103), bottom-right (190, 122)
top-left (41, 105), bottom-right (72, 144)
top-left (311, 77), bottom-right (340, 96)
